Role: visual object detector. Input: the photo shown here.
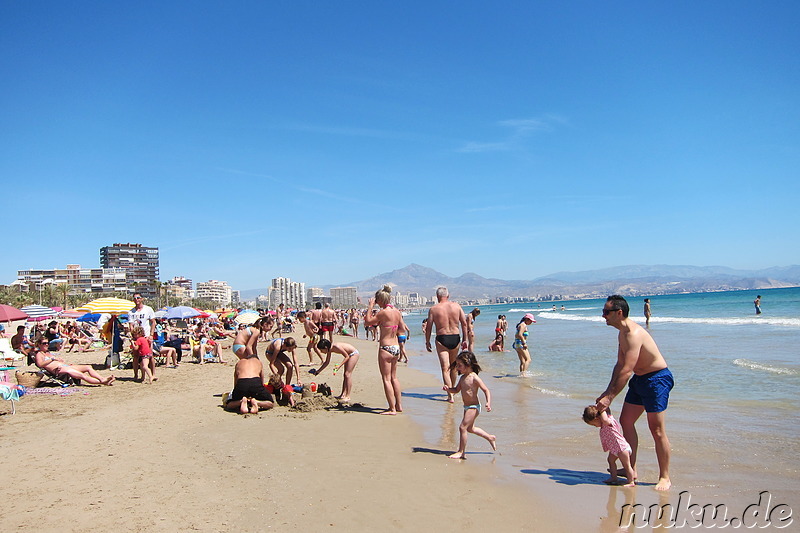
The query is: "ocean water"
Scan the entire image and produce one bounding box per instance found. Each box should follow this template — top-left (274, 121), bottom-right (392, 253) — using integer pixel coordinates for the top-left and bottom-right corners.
top-left (400, 287), bottom-right (799, 529)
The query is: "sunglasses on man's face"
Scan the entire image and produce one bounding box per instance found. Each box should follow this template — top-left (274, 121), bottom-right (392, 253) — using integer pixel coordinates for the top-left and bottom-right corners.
top-left (602, 308), bottom-right (619, 316)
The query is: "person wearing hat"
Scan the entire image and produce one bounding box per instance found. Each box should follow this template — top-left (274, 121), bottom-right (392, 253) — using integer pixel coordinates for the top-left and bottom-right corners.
top-left (513, 313), bottom-right (536, 376)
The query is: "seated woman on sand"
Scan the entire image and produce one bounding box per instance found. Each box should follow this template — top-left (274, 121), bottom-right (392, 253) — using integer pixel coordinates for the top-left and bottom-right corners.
top-left (34, 338), bottom-right (115, 385)
top-left (65, 323), bottom-right (92, 353)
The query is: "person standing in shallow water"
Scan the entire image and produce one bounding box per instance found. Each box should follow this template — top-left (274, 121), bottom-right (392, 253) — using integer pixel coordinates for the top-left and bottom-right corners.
top-left (596, 295), bottom-right (674, 492)
top-left (424, 287), bottom-right (468, 403)
top-left (754, 295), bottom-right (762, 315)
top-left (643, 298), bottom-right (651, 327)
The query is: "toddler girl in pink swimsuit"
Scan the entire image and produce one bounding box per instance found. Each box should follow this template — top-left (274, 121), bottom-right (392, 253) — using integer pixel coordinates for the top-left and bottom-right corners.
top-left (583, 405), bottom-right (636, 486)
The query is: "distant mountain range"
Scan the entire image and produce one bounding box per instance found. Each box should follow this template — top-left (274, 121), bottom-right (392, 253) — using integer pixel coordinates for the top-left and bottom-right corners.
top-left (239, 263), bottom-right (800, 302)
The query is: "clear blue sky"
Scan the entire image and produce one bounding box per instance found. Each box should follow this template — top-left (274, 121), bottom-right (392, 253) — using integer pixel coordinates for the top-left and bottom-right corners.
top-left (2, 1), bottom-right (798, 291)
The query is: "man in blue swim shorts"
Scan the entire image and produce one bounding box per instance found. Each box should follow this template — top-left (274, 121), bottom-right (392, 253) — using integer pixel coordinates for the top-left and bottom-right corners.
top-left (596, 295), bottom-right (674, 491)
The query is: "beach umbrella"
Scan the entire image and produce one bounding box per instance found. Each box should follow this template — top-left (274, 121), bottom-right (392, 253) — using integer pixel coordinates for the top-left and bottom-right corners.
top-left (235, 310), bottom-right (259, 325)
top-left (60, 309), bottom-right (85, 318)
top-left (164, 306), bottom-right (202, 320)
top-left (77, 313), bottom-right (102, 323)
top-left (0, 304), bottom-right (29, 323)
top-left (154, 310), bottom-right (168, 319)
top-left (20, 304), bottom-right (58, 321)
top-left (76, 297), bottom-right (136, 315)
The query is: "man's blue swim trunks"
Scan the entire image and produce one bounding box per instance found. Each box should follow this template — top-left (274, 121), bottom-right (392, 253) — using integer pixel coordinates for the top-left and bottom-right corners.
top-left (624, 367), bottom-right (674, 413)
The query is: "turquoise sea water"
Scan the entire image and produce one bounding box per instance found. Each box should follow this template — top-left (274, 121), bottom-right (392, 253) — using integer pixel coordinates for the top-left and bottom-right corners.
top-left (400, 287), bottom-right (799, 529)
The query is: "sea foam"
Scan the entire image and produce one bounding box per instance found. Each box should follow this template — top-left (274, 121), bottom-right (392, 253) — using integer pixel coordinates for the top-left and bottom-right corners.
top-left (733, 359), bottom-right (798, 376)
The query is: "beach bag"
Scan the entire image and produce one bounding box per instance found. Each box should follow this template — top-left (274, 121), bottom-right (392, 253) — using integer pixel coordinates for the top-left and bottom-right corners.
top-left (105, 351), bottom-right (121, 369)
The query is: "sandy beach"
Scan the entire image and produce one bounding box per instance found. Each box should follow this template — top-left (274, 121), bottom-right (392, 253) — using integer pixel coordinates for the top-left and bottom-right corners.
top-left (1, 329), bottom-right (584, 532)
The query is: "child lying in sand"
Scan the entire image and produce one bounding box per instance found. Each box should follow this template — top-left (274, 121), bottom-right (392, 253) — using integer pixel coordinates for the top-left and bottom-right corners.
top-left (225, 353), bottom-right (274, 415)
top-left (442, 351), bottom-right (496, 459)
top-left (582, 405), bottom-right (636, 486)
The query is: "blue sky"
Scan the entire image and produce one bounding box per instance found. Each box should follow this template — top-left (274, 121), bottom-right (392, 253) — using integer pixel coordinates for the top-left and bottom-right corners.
top-left (2, 1), bottom-right (798, 291)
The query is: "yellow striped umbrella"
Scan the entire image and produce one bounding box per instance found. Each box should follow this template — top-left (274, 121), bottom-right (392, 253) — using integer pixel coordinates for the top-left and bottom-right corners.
top-left (76, 297), bottom-right (136, 315)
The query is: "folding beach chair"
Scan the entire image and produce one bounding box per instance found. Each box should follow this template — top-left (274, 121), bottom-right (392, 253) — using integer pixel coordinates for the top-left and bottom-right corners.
top-left (38, 368), bottom-right (78, 387)
top-left (0, 338), bottom-right (24, 367)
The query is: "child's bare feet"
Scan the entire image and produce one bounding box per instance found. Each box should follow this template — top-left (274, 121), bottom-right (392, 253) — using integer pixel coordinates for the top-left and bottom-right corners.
top-left (488, 435), bottom-right (497, 451)
top-left (655, 477), bottom-right (672, 491)
top-left (603, 477), bottom-right (620, 485)
top-left (448, 452), bottom-right (465, 460)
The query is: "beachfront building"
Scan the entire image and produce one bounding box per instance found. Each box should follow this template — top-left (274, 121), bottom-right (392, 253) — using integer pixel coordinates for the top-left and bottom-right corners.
top-left (330, 286), bottom-right (358, 309)
top-left (392, 291), bottom-right (410, 307)
top-left (168, 276), bottom-right (193, 291)
top-left (306, 287), bottom-right (324, 302)
top-left (408, 292), bottom-right (426, 307)
top-left (195, 280), bottom-right (233, 306)
top-left (100, 243), bottom-right (159, 299)
top-left (17, 264), bottom-right (128, 294)
top-left (231, 290), bottom-right (240, 305)
top-left (269, 277), bottom-right (306, 309)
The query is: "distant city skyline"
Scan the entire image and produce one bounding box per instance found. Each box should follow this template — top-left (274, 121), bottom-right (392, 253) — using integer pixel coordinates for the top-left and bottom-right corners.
top-left (2, 3), bottom-right (797, 288)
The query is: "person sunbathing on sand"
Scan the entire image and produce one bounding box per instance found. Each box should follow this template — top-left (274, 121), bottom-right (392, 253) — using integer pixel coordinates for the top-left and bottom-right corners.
top-left (443, 351), bottom-right (496, 459)
top-left (583, 405), bottom-right (636, 486)
top-left (34, 338), bottom-right (115, 386)
top-left (225, 353), bottom-right (274, 414)
top-left (310, 339), bottom-right (359, 403)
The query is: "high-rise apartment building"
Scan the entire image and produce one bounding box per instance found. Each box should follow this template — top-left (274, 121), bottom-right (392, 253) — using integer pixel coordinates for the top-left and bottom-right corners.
top-left (269, 277), bottom-right (306, 309)
top-left (330, 286), bottom-right (359, 309)
top-left (100, 243), bottom-right (159, 298)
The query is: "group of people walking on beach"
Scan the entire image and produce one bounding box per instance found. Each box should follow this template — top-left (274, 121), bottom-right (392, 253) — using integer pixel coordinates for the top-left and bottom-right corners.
top-left (421, 287), bottom-right (673, 490)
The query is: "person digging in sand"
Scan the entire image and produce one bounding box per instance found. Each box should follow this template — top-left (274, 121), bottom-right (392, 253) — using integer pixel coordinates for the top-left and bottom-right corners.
top-left (310, 338), bottom-right (359, 403)
top-left (225, 352), bottom-right (275, 415)
top-left (442, 351), bottom-right (496, 459)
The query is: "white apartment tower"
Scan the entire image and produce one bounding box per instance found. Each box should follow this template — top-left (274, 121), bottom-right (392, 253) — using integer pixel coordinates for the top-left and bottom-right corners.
top-left (269, 277), bottom-right (306, 309)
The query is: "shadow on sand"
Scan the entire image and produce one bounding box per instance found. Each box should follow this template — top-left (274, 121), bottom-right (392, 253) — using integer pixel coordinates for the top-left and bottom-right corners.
top-left (522, 467), bottom-right (655, 487)
top-left (402, 391), bottom-right (450, 403)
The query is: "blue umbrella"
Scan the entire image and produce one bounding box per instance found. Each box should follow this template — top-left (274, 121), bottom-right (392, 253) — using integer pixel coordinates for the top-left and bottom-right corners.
top-left (165, 306), bottom-right (202, 320)
top-left (77, 313), bottom-right (102, 323)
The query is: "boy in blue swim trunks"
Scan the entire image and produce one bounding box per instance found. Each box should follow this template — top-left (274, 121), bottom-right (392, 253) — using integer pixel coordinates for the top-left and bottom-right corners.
top-left (596, 295), bottom-right (674, 491)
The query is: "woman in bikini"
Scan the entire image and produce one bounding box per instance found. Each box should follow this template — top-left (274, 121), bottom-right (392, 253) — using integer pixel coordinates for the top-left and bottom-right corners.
top-left (513, 313), bottom-right (536, 376)
top-left (232, 317), bottom-right (270, 360)
top-left (364, 285), bottom-right (408, 415)
top-left (34, 338), bottom-right (115, 385)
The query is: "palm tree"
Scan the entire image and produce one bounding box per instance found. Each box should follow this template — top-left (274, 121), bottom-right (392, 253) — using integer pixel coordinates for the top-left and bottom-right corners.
top-left (55, 282), bottom-right (70, 310)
